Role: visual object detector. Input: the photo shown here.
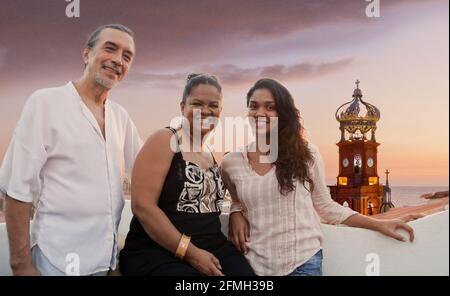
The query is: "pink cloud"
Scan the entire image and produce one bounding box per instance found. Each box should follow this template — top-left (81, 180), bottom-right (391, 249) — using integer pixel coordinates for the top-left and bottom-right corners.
top-left (0, 0), bottom-right (443, 77)
top-left (127, 58), bottom-right (353, 87)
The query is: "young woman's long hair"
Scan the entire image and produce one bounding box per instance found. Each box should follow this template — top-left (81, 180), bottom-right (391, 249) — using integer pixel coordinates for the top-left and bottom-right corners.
top-left (247, 78), bottom-right (314, 195)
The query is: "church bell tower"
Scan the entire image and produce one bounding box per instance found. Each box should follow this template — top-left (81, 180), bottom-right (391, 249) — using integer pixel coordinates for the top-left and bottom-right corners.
top-left (329, 81), bottom-right (386, 215)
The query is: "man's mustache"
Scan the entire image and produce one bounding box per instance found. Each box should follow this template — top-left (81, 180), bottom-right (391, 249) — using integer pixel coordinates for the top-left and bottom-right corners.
top-left (103, 64), bottom-right (123, 75)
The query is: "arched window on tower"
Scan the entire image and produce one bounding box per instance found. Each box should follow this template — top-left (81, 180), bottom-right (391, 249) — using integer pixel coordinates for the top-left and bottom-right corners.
top-left (354, 154), bottom-right (362, 175)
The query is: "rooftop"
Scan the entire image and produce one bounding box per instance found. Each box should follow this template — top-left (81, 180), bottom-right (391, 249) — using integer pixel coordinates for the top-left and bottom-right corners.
top-left (374, 197), bottom-right (449, 220)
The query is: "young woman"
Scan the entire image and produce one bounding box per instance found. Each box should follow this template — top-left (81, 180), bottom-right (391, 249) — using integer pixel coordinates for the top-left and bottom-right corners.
top-left (119, 74), bottom-right (255, 276)
top-left (220, 78), bottom-right (417, 276)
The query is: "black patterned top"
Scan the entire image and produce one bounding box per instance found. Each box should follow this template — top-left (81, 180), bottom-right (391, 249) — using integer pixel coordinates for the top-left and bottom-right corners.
top-left (119, 127), bottom-right (233, 275)
top-left (160, 151), bottom-right (225, 215)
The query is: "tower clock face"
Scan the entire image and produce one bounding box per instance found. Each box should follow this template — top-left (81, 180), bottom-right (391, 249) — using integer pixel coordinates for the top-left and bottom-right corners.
top-left (343, 158), bottom-right (349, 167)
top-left (367, 157), bottom-right (374, 168)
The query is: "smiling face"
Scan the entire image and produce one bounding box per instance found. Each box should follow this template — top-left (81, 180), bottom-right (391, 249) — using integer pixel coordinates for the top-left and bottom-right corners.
top-left (82, 28), bottom-right (135, 89)
top-left (247, 88), bottom-right (278, 135)
top-left (181, 83), bottom-right (222, 137)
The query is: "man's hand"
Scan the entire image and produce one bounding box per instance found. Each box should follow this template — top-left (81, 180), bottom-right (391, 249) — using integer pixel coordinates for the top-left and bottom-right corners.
top-left (5, 196), bottom-right (38, 276)
top-left (11, 262), bottom-right (41, 276)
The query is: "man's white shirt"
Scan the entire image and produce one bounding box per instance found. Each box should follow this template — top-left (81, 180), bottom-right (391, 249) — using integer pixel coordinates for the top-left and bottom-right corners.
top-left (0, 82), bottom-right (143, 274)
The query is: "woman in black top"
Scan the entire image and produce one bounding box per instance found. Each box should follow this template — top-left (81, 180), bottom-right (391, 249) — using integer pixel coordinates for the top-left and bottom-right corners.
top-left (119, 74), bottom-right (255, 276)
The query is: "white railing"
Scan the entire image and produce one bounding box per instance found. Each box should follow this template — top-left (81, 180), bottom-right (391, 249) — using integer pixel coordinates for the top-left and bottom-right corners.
top-left (1, 200), bottom-right (448, 276)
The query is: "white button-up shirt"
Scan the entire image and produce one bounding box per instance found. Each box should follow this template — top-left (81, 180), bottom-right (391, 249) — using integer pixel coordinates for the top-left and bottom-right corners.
top-left (0, 82), bottom-right (143, 275)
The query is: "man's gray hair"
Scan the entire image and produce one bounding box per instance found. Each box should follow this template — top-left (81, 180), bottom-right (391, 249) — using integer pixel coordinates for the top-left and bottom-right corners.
top-left (85, 24), bottom-right (135, 49)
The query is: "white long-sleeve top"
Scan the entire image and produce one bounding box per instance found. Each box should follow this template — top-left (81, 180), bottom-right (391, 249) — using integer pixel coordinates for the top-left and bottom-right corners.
top-left (221, 142), bottom-right (357, 276)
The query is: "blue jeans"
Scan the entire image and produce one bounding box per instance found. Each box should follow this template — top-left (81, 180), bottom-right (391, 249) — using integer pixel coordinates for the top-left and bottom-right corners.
top-left (288, 250), bottom-right (323, 276)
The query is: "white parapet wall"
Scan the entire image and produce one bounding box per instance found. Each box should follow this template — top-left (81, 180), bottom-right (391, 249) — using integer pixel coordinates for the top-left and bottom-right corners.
top-left (320, 211), bottom-right (449, 276)
top-left (0, 200), bottom-right (448, 276)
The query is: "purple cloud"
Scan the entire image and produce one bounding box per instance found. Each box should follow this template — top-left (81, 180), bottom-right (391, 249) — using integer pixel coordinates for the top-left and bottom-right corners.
top-left (127, 57), bottom-right (353, 87)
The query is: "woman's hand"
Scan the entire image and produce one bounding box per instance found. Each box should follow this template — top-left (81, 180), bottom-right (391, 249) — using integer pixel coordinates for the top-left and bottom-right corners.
top-left (374, 214), bottom-right (423, 242)
top-left (185, 244), bottom-right (224, 276)
top-left (343, 212), bottom-right (424, 242)
top-left (229, 211), bottom-right (250, 254)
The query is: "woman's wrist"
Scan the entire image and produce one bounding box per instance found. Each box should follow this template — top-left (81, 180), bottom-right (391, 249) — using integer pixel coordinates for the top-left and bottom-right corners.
top-left (230, 210), bottom-right (243, 217)
top-left (367, 217), bottom-right (382, 231)
top-left (344, 213), bottom-right (381, 231)
top-left (184, 242), bottom-right (198, 264)
top-left (229, 202), bottom-right (243, 214)
top-left (175, 234), bottom-right (191, 260)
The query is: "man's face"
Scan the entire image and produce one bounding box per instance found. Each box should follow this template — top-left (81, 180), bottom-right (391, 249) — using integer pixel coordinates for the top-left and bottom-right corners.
top-left (83, 28), bottom-right (135, 89)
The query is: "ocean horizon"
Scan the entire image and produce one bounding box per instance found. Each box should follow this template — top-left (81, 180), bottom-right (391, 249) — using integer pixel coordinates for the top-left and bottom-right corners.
top-left (390, 186), bottom-right (449, 207)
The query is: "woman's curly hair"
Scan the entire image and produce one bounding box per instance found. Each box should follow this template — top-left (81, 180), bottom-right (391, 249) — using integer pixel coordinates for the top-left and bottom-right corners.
top-left (246, 78), bottom-right (315, 195)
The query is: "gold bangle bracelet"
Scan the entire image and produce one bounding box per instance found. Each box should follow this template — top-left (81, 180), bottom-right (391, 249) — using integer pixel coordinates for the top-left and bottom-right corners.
top-left (175, 234), bottom-right (191, 260)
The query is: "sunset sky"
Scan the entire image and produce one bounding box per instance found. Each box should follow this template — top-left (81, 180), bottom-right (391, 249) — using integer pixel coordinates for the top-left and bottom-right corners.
top-left (0, 0), bottom-right (448, 186)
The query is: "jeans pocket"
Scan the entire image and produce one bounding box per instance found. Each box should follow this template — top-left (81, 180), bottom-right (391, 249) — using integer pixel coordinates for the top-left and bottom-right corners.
top-left (289, 250), bottom-right (323, 276)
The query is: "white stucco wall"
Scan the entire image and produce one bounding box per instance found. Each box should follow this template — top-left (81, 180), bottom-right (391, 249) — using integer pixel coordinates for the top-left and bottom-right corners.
top-left (0, 200), bottom-right (448, 276)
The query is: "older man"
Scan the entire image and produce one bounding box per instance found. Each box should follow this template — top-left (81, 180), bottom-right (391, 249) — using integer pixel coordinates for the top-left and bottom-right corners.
top-left (0, 24), bottom-right (142, 276)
